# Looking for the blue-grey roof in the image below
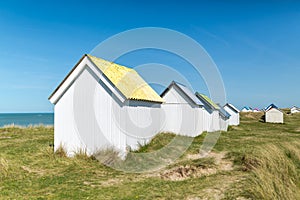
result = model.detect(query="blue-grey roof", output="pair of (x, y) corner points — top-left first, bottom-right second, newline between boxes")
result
(242, 106), (252, 110)
(217, 103), (231, 119)
(175, 82), (203, 106)
(265, 103), (278, 111)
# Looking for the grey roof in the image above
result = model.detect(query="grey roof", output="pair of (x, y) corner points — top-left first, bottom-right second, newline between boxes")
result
(217, 103), (231, 119)
(161, 81), (203, 106)
(225, 103), (240, 113)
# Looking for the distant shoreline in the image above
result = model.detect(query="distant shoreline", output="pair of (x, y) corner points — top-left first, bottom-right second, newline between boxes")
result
(0, 112), (54, 114)
(0, 124), (54, 128)
(0, 113), (54, 127)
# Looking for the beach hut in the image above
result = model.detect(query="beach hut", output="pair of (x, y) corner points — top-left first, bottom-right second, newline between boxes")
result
(195, 93), (221, 132)
(49, 54), (164, 156)
(160, 81), (206, 137)
(241, 106), (252, 112)
(265, 104), (283, 123)
(224, 103), (240, 126)
(217, 103), (231, 131)
(291, 106), (300, 114)
(253, 108), (261, 112)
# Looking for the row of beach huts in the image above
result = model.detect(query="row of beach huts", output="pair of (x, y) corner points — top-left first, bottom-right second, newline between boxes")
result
(49, 55), (239, 156)
(241, 104), (300, 123)
(48, 54), (291, 156)
(242, 105), (300, 114)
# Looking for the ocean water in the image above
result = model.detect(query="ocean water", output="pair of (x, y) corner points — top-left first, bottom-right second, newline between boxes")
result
(0, 113), (54, 127)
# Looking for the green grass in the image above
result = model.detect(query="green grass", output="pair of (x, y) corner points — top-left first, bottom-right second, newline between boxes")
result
(0, 112), (300, 199)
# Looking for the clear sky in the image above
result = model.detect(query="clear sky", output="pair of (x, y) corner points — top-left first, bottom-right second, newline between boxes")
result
(0, 0), (299, 112)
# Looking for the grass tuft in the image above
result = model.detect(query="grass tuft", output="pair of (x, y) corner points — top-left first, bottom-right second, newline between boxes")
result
(134, 132), (176, 153)
(54, 144), (67, 157)
(0, 158), (9, 178)
(74, 148), (90, 160)
(93, 148), (121, 166)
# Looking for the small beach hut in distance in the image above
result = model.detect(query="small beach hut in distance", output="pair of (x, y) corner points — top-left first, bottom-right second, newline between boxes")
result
(195, 92), (221, 132)
(241, 106), (252, 112)
(253, 108), (261, 112)
(160, 81), (206, 137)
(224, 103), (240, 126)
(265, 104), (283, 123)
(49, 54), (164, 156)
(291, 106), (300, 114)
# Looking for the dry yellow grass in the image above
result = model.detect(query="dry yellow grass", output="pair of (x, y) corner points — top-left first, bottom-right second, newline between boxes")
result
(0, 158), (9, 179)
(243, 144), (300, 199)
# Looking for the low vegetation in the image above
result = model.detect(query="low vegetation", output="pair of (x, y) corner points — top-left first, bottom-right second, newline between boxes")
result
(0, 112), (300, 199)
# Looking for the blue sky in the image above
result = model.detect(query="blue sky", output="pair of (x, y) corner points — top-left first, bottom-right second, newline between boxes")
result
(0, 0), (299, 112)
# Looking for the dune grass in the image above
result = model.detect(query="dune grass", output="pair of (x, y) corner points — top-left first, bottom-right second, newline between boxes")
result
(0, 112), (299, 199)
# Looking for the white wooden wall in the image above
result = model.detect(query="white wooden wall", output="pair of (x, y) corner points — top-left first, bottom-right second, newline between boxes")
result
(54, 84), (84, 156)
(160, 87), (205, 137)
(224, 106), (240, 126)
(209, 110), (220, 132)
(266, 109), (283, 123)
(219, 116), (229, 131)
(161, 104), (205, 137)
(202, 108), (211, 132)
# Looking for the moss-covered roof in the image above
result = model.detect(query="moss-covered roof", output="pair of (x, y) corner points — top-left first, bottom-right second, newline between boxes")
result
(195, 92), (220, 110)
(87, 55), (163, 103)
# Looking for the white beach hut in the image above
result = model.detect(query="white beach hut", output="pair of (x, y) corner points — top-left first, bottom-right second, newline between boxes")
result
(264, 103), (277, 112)
(291, 106), (300, 114)
(241, 106), (252, 112)
(195, 93), (221, 132)
(252, 108), (261, 112)
(217, 104), (231, 131)
(224, 103), (240, 126)
(265, 104), (284, 123)
(160, 81), (206, 137)
(49, 54), (164, 156)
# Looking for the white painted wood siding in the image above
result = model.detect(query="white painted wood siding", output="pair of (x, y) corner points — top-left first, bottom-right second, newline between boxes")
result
(224, 106), (240, 126)
(161, 86), (205, 137)
(266, 109), (283, 123)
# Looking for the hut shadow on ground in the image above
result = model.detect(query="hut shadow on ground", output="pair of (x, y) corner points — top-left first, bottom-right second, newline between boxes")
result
(259, 114), (266, 123)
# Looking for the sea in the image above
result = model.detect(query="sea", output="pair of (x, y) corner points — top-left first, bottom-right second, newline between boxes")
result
(0, 113), (54, 127)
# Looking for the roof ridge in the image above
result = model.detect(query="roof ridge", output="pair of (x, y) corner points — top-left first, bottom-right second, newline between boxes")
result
(225, 103), (240, 113)
(87, 54), (134, 72)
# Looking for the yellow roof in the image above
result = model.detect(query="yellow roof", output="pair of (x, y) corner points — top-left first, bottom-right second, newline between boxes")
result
(87, 54), (163, 103)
